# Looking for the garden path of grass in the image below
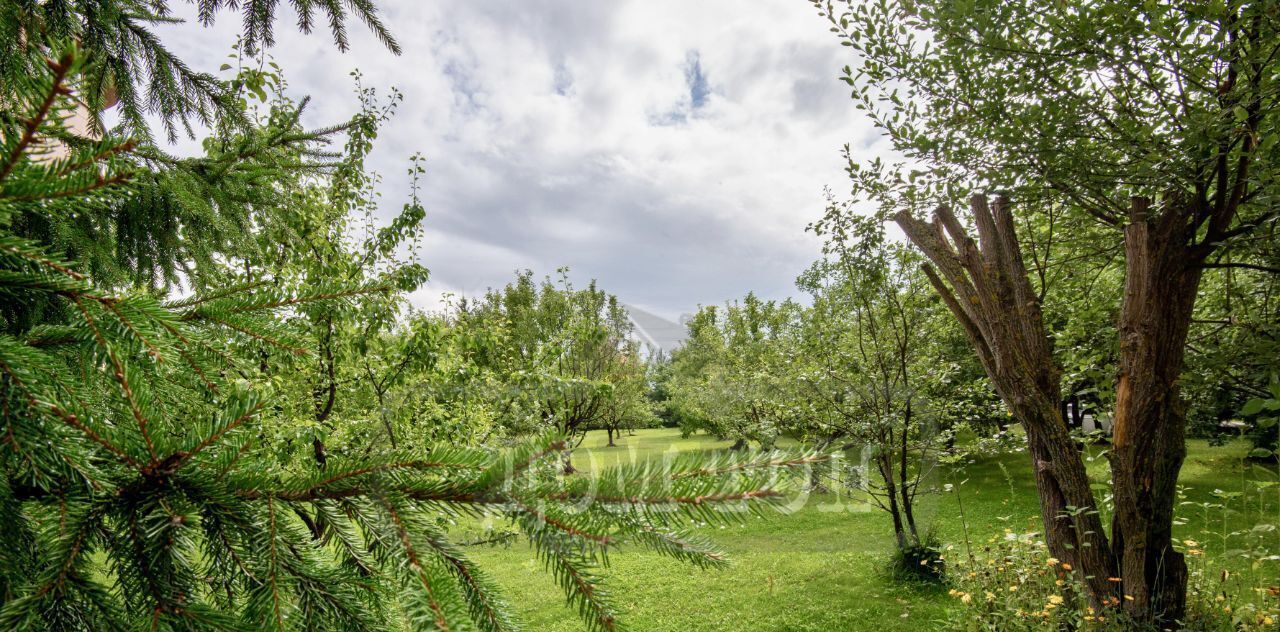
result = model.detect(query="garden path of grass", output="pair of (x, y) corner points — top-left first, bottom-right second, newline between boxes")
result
(459, 428), (1280, 631)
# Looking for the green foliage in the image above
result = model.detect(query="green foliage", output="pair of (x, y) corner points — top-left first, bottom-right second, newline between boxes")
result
(659, 207), (996, 553)
(219, 73), (437, 463)
(817, 0), (1280, 218)
(1181, 242), (1280, 457)
(0, 46), (822, 632)
(797, 209), (959, 549)
(662, 294), (804, 449)
(1, 0), (400, 141)
(445, 270), (655, 446)
(2, 49), (367, 303)
(1236, 380), (1280, 462)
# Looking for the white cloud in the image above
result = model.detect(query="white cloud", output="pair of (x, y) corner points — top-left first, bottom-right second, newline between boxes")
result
(152, 0), (881, 320)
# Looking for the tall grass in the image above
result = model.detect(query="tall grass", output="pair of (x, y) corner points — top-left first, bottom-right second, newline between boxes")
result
(943, 449), (1280, 630)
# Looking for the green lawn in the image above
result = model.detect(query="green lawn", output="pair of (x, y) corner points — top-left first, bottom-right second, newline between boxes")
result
(458, 428), (1280, 631)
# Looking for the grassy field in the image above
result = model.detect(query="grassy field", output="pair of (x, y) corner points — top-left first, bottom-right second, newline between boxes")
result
(458, 428), (1280, 631)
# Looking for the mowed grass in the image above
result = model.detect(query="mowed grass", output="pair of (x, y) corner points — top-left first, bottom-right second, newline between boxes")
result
(458, 428), (1280, 631)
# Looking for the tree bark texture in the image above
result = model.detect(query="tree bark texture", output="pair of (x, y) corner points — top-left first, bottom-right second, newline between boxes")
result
(895, 196), (1119, 607)
(1109, 197), (1198, 626)
(898, 194), (1211, 625)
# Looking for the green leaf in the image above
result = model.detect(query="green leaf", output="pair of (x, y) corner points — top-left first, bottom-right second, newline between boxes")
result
(1241, 398), (1267, 416)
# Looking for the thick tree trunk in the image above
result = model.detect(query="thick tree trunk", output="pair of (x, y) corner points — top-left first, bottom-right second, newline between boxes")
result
(606, 427), (615, 447)
(1017, 402), (1117, 605)
(896, 196), (1119, 607)
(898, 195), (1207, 624)
(1108, 198), (1196, 626)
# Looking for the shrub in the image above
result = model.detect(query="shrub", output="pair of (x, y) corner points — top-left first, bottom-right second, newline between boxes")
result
(888, 532), (947, 584)
(943, 525), (1279, 630)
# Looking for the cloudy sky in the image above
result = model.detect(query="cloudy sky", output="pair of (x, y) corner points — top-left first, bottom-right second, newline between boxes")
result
(155, 0), (884, 320)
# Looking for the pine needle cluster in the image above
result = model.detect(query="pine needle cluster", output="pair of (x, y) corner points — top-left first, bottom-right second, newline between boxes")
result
(1, 0), (400, 141)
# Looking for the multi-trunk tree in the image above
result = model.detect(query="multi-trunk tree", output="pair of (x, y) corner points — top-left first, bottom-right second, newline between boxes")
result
(798, 209), (955, 554)
(821, 0), (1280, 624)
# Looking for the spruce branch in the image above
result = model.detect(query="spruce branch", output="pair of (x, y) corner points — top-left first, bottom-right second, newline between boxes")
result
(514, 500), (614, 546)
(165, 279), (274, 309)
(71, 296), (159, 462)
(0, 237), (86, 281)
(380, 499), (452, 631)
(0, 52), (74, 185)
(410, 522), (517, 632)
(0, 339), (143, 470)
(196, 312), (309, 355)
(179, 398), (267, 466)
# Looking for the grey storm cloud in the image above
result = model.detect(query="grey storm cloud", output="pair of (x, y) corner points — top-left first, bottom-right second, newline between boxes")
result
(150, 0), (886, 320)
